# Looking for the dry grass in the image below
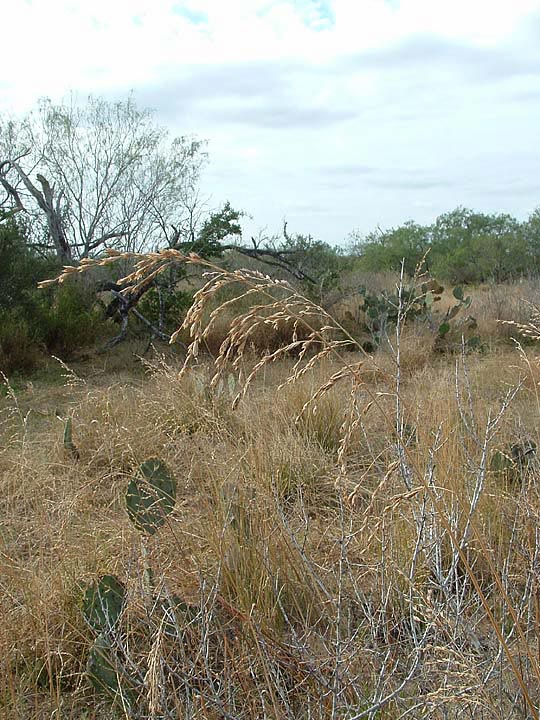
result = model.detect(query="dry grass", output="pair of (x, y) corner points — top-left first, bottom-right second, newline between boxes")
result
(3, 253), (540, 717)
(469, 280), (540, 344)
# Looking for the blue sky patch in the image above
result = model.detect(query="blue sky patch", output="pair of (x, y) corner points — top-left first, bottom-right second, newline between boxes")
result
(172, 3), (208, 26)
(311, 0), (335, 29)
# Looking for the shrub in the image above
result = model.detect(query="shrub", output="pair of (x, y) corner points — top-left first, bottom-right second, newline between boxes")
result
(0, 221), (59, 311)
(0, 221), (108, 373)
(34, 281), (105, 356)
(136, 286), (193, 335)
(0, 310), (40, 374)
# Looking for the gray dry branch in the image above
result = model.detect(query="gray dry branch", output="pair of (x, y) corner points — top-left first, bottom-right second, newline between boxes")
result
(0, 96), (206, 260)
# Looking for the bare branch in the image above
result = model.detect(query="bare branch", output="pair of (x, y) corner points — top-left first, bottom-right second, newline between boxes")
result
(220, 244), (317, 284)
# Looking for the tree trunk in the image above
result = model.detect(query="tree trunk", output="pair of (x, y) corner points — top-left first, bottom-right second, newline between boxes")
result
(4, 163), (73, 262)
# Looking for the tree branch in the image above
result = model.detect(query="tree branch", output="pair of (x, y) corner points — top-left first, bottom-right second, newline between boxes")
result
(97, 313), (129, 353)
(219, 244), (317, 284)
(95, 280), (187, 353)
(0, 170), (26, 214)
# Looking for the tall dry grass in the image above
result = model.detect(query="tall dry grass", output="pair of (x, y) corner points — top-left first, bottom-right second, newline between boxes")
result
(2, 252), (540, 717)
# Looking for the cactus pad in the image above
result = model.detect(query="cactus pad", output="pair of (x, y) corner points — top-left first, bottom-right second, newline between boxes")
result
(87, 632), (136, 706)
(82, 574), (125, 633)
(126, 458), (177, 535)
(63, 416), (80, 459)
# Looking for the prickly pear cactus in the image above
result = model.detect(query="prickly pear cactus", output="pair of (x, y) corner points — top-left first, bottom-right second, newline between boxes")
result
(358, 280), (446, 345)
(82, 576), (136, 706)
(126, 458), (177, 535)
(83, 574), (125, 633)
(87, 631), (136, 707)
(158, 595), (199, 638)
(491, 440), (537, 483)
(87, 631), (121, 695)
(63, 416), (80, 459)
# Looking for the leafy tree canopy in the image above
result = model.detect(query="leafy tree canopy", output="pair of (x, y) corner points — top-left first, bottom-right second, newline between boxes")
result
(351, 206), (535, 283)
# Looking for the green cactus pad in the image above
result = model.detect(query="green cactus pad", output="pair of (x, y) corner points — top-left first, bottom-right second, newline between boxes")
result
(87, 632), (121, 694)
(466, 335), (481, 349)
(126, 458), (177, 535)
(159, 595), (199, 638)
(438, 322), (451, 338)
(63, 416), (80, 459)
(87, 632), (136, 706)
(83, 575), (125, 633)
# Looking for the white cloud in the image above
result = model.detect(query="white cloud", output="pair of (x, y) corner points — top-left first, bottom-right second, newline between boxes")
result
(2, 0), (540, 241)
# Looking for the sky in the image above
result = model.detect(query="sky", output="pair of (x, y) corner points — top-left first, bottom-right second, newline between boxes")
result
(2, 0), (540, 245)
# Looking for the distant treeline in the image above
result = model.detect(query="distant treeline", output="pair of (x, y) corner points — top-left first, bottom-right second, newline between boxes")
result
(348, 206), (540, 284)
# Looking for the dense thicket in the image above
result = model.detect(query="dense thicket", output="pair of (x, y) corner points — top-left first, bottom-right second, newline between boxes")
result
(0, 221), (106, 372)
(350, 206), (540, 283)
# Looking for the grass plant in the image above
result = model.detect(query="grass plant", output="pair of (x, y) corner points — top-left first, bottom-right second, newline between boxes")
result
(2, 251), (540, 717)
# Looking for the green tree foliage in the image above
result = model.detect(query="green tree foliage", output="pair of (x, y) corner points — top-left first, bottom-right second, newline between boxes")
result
(350, 221), (430, 276)
(0, 221), (106, 373)
(523, 208), (540, 269)
(0, 220), (57, 310)
(278, 225), (347, 292)
(134, 202), (243, 335)
(352, 206), (533, 283)
(193, 200), (242, 255)
(430, 208), (526, 283)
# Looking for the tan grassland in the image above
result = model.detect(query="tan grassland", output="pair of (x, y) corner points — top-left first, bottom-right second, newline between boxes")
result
(3, 255), (540, 719)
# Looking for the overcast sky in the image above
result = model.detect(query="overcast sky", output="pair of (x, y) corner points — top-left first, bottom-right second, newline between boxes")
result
(2, 0), (540, 244)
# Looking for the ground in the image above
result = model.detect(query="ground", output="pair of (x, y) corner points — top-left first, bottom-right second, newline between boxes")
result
(2, 283), (540, 718)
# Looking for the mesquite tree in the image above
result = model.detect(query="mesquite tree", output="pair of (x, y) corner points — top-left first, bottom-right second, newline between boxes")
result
(0, 95), (206, 261)
(1, 95), (337, 353)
